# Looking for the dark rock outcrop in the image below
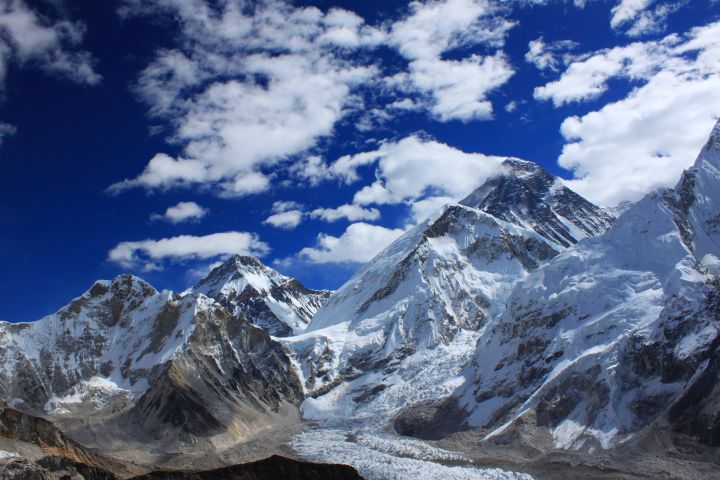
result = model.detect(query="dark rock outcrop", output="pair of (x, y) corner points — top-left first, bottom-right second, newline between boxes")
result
(130, 455), (363, 480)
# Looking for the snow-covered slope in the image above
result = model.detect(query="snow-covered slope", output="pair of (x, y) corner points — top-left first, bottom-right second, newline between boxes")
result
(190, 255), (331, 336)
(0, 274), (303, 449)
(288, 159), (612, 407)
(458, 120), (720, 449)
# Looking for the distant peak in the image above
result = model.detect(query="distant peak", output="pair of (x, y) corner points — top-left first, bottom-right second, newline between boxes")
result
(194, 255), (273, 291)
(230, 254), (265, 268)
(459, 158), (552, 209)
(501, 158), (544, 176)
(89, 274), (157, 298)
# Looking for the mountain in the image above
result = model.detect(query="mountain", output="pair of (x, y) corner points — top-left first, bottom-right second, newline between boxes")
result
(0, 274), (303, 451)
(0, 401), (123, 479)
(286, 158), (613, 416)
(460, 159), (614, 247)
(0, 402), (364, 480)
(451, 120), (720, 450)
(131, 455), (364, 480)
(191, 255), (331, 336)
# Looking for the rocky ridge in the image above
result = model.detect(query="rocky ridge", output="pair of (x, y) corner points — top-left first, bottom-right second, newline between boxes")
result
(450, 119), (720, 450)
(190, 255), (331, 337)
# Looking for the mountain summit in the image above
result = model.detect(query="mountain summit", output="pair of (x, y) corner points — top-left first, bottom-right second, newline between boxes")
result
(461, 158), (614, 247)
(288, 158), (612, 417)
(0, 269), (307, 453)
(453, 119), (720, 450)
(191, 254), (331, 336)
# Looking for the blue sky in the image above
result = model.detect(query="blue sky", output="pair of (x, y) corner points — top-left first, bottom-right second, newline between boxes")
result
(1, 0), (719, 322)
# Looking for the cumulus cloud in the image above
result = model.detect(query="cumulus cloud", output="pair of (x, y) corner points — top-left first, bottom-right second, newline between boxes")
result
(111, 0), (380, 197)
(0, 0), (99, 91)
(262, 200), (305, 229)
(517, 0), (685, 38)
(325, 135), (506, 206)
(287, 134), (506, 246)
(263, 210), (304, 230)
(300, 222), (405, 264)
(540, 21), (720, 205)
(386, 0), (515, 122)
(310, 204), (380, 222)
(610, 0), (683, 37)
(107, 231), (269, 269)
(151, 201), (208, 223)
(262, 200), (381, 228)
(525, 37), (578, 72)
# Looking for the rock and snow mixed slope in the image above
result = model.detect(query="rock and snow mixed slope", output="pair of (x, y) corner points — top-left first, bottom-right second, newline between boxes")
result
(0, 274), (303, 449)
(190, 255), (331, 336)
(458, 120), (720, 450)
(286, 159), (612, 413)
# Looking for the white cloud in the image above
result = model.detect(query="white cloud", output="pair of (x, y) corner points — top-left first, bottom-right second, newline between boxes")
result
(559, 72), (720, 206)
(310, 204), (380, 222)
(0, 0), (99, 91)
(111, 0), (522, 199)
(263, 210), (304, 230)
(300, 222), (405, 264)
(327, 135), (506, 206)
(386, 0), (515, 122)
(290, 155), (334, 186)
(112, 0), (379, 196)
(151, 201), (208, 223)
(543, 21), (720, 205)
(525, 37), (578, 72)
(409, 196), (453, 224)
(610, 0), (682, 37)
(0, 122), (16, 146)
(271, 200), (303, 213)
(262, 200), (306, 229)
(516, 0), (684, 38)
(107, 231), (269, 269)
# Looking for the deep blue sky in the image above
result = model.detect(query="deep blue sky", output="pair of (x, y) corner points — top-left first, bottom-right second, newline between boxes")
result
(1, 0), (719, 321)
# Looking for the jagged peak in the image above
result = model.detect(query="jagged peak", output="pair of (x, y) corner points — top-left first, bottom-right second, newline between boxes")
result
(88, 274), (157, 299)
(500, 157), (547, 178)
(196, 254), (279, 290)
(458, 157), (612, 248)
(459, 158), (552, 209)
(228, 254), (266, 268)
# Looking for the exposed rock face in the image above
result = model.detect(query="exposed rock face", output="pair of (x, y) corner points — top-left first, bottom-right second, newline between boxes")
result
(191, 255), (331, 337)
(458, 120), (720, 450)
(288, 159), (612, 411)
(130, 455), (364, 480)
(461, 159), (614, 247)
(0, 275), (303, 450)
(0, 402), (120, 479)
(121, 298), (303, 447)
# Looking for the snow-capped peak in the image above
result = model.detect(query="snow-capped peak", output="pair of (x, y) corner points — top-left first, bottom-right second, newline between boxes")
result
(457, 119), (720, 451)
(460, 158), (614, 248)
(189, 254), (330, 336)
(293, 157), (612, 405)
